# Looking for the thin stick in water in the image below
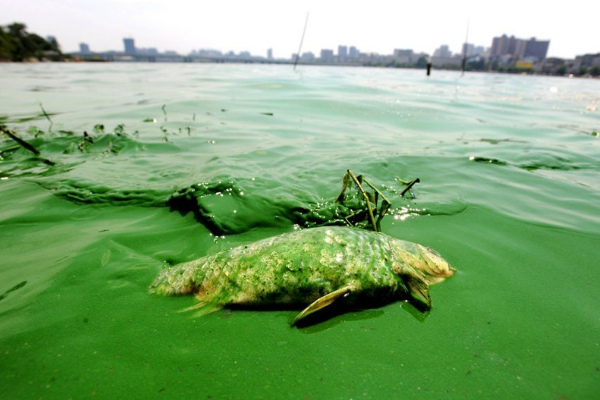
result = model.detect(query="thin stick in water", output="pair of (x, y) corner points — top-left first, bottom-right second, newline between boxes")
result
(1, 126), (40, 155)
(461, 19), (470, 76)
(293, 13), (309, 70)
(39, 103), (52, 124)
(400, 178), (420, 197)
(0, 125), (55, 165)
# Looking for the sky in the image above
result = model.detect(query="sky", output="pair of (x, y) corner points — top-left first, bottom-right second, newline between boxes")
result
(1, 0), (597, 59)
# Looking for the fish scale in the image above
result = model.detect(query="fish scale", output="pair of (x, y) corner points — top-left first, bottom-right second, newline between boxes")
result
(150, 226), (455, 324)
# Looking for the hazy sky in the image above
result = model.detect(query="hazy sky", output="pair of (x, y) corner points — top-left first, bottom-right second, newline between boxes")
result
(1, 0), (596, 59)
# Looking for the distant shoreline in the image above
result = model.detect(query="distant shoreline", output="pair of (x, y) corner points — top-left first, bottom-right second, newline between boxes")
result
(2, 57), (599, 79)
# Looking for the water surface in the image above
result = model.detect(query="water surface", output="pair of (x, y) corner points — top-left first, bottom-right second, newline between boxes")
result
(1, 63), (599, 399)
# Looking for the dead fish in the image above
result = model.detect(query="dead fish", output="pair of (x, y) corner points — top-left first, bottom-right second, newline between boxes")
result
(149, 226), (455, 325)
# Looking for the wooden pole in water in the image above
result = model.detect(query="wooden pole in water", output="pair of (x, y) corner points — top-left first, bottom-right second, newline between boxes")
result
(461, 19), (470, 77)
(293, 13), (309, 70)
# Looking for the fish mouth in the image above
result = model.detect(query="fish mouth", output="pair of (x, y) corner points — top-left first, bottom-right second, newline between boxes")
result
(408, 250), (456, 286)
(427, 266), (456, 284)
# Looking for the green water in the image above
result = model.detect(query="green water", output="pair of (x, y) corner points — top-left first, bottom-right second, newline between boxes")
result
(1, 63), (599, 399)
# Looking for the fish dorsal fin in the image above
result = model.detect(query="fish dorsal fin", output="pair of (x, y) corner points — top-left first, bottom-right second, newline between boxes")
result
(292, 286), (352, 325)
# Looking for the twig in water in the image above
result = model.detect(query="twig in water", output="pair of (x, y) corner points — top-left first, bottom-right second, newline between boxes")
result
(397, 178), (420, 197)
(336, 170), (395, 232)
(39, 103), (53, 127)
(1, 125), (40, 155)
(162, 104), (167, 122)
(346, 169), (378, 231)
(361, 177), (392, 228)
(0, 125), (55, 165)
(39, 103), (52, 123)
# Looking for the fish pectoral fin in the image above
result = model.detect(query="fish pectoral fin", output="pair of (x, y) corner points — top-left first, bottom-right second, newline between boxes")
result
(405, 276), (432, 311)
(292, 286), (352, 325)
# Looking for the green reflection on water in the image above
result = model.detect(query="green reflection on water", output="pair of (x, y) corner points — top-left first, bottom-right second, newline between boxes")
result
(1, 64), (600, 399)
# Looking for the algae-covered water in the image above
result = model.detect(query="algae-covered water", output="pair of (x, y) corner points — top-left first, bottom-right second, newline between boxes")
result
(1, 63), (599, 399)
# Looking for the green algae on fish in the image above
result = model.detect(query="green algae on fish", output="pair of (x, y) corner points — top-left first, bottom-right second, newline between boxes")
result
(149, 226), (455, 324)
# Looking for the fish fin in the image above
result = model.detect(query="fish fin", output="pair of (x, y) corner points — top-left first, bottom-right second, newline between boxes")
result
(292, 286), (351, 325)
(405, 276), (432, 311)
(179, 301), (222, 317)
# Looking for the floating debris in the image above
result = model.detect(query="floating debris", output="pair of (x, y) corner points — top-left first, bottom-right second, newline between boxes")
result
(167, 171), (420, 236)
(468, 156), (508, 166)
(150, 226), (456, 325)
(0, 280), (27, 301)
(0, 125), (55, 166)
(336, 170), (419, 232)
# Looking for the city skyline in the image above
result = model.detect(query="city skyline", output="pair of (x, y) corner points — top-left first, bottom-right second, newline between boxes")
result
(1, 0), (598, 60)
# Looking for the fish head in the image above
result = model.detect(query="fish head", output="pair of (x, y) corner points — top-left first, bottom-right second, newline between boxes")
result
(388, 240), (456, 285)
(414, 244), (456, 285)
(388, 241), (455, 310)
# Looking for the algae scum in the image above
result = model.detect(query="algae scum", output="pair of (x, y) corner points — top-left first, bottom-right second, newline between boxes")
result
(149, 226), (455, 325)
(1, 64), (600, 399)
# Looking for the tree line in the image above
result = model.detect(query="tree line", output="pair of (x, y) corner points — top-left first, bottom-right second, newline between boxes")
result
(0, 22), (64, 61)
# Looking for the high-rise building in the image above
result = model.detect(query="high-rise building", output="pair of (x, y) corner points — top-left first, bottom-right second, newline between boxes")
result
(123, 38), (136, 55)
(393, 49), (414, 63)
(320, 49), (334, 61)
(490, 35), (517, 58)
(349, 46), (359, 58)
(79, 43), (90, 54)
(462, 43), (487, 57)
(433, 45), (452, 58)
(338, 45), (348, 59)
(521, 38), (550, 60)
(267, 48), (273, 59)
(301, 52), (315, 61)
(490, 34), (549, 62)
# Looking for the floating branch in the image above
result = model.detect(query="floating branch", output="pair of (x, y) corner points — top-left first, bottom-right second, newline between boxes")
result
(398, 178), (420, 197)
(347, 170), (378, 231)
(0, 125), (55, 166)
(1, 125), (40, 155)
(336, 169), (394, 232)
(335, 170), (420, 231)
